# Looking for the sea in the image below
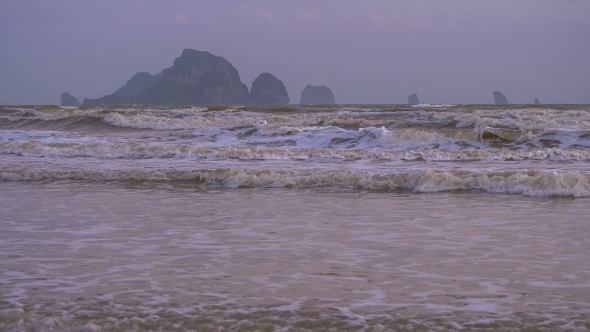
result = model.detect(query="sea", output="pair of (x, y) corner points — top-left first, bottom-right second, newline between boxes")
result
(1, 104), (589, 331)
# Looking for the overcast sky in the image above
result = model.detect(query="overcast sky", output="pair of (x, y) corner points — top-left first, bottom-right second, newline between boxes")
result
(1, 0), (589, 105)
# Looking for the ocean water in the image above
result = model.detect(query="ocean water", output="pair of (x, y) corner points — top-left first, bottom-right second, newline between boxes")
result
(1, 104), (590, 331)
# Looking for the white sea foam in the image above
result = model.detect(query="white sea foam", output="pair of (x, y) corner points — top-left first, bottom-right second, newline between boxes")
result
(3, 140), (590, 161)
(4, 106), (590, 133)
(2, 105), (590, 198)
(2, 181), (590, 330)
(437, 108), (590, 130)
(411, 103), (455, 108)
(2, 167), (589, 197)
(97, 109), (388, 130)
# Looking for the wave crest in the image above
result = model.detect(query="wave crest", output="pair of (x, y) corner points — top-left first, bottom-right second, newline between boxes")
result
(3, 140), (590, 161)
(2, 168), (589, 197)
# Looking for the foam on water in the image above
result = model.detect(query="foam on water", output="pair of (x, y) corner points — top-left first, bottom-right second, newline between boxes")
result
(3, 106), (588, 130)
(2, 104), (590, 198)
(411, 103), (455, 108)
(1, 183), (590, 331)
(2, 104), (590, 329)
(1, 167), (589, 197)
(440, 108), (590, 130)
(3, 139), (590, 161)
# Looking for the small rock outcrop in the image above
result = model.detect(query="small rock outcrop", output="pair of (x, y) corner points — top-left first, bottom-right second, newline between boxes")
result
(300, 85), (335, 105)
(84, 49), (249, 106)
(61, 92), (80, 106)
(534, 98), (540, 105)
(493, 91), (508, 105)
(408, 93), (419, 105)
(249, 73), (289, 105)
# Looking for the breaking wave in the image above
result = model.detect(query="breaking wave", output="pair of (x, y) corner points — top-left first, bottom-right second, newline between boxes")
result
(3, 106), (590, 132)
(2, 303), (586, 332)
(2, 140), (590, 161)
(3, 105), (590, 197)
(3, 125), (590, 152)
(2, 167), (589, 197)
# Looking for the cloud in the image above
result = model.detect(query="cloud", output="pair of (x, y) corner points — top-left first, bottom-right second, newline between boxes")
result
(251, 8), (276, 22)
(365, 12), (384, 22)
(393, 15), (429, 29)
(174, 11), (188, 25)
(361, 12), (428, 29)
(297, 10), (319, 20)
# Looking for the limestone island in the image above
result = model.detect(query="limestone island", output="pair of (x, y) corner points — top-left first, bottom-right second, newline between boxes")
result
(61, 92), (80, 106)
(408, 93), (419, 105)
(493, 91), (508, 105)
(83, 49), (289, 106)
(249, 73), (289, 106)
(300, 85), (335, 105)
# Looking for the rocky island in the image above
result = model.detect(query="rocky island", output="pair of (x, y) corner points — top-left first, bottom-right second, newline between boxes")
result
(83, 49), (292, 106)
(249, 73), (289, 105)
(493, 91), (508, 105)
(408, 93), (419, 105)
(534, 98), (540, 105)
(84, 49), (251, 106)
(300, 85), (335, 105)
(60, 92), (80, 106)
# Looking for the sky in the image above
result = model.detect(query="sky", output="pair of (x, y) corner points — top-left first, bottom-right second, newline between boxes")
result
(1, 0), (589, 105)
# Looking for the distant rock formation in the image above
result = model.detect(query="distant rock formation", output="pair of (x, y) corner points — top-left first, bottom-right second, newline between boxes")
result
(84, 49), (249, 106)
(84, 72), (161, 105)
(408, 93), (419, 105)
(60, 92), (80, 106)
(249, 73), (289, 105)
(114, 72), (160, 98)
(493, 91), (508, 105)
(534, 98), (540, 105)
(300, 85), (335, 105)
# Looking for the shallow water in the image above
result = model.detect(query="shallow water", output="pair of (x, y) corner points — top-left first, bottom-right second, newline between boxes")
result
(1, 104), (590, 331)
(1, 182), (590, 331)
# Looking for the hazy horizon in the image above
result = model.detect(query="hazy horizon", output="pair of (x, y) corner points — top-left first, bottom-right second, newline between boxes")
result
(1, 0), (589, 105)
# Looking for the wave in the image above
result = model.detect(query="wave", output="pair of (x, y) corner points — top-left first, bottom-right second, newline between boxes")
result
(3, 304), (581, 332)
(411, 103), (455, 108)
(4, 138), (590, 161)
(257, 124), (590, 149)
(4, 106), (590, 156)
(3, 106), (590, 132)
(4, 127), (590, 161)
(2, 167), (589, 197)
(262, 125), (587, 150)
(0, 107), (394, 130)
(435, 109), (590, 130)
